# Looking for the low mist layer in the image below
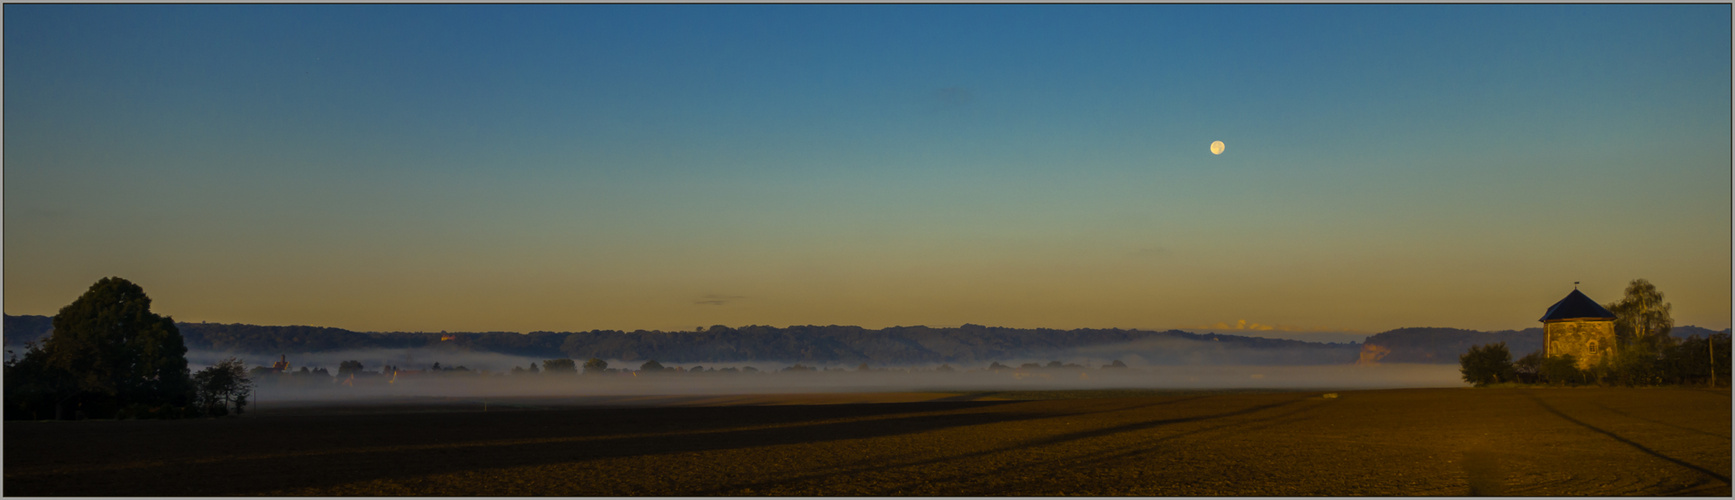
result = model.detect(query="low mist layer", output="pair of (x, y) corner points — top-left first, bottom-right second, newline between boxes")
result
(240, 356), (1463, 404)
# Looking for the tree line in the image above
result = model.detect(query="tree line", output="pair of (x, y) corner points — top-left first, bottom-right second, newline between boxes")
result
(8, 315), (1364, 365)
(256, 356), (1131, 382)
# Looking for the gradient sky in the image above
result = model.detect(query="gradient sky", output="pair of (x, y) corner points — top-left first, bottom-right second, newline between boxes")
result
(6, 4), (1730, 335)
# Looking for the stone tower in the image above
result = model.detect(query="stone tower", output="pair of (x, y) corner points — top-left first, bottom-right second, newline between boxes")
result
(1540, 288), (1618, 370)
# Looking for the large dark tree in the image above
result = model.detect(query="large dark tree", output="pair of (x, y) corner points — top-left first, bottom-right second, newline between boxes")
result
(33, 277), (192, 418)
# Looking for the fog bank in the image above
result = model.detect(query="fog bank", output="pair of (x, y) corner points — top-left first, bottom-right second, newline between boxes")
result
(245, 363), (1464, 404)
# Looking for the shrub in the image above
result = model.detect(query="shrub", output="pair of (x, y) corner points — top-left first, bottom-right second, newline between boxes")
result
(1607, 342), (1662, 387)
(1538, 354), (1582, 385)
(1459, 342), (1516, 387)
(1658, 334), (1731, 386)
(1513, 351), (1544, 384)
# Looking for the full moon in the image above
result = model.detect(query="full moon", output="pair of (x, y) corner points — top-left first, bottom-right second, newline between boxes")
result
(1210, 140), (1226, 155)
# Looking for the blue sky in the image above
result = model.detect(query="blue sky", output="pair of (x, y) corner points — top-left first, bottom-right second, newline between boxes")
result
(6, 4), (1729, 334)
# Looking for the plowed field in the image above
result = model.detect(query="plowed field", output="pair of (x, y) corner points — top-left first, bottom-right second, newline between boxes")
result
(5, 388), (1728, 496)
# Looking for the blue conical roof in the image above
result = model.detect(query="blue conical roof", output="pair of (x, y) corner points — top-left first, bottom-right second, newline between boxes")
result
(1539, 289), (1617, 322)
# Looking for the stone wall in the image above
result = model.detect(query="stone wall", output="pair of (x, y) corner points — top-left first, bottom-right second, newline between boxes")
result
(1545, 319), (1615, 369)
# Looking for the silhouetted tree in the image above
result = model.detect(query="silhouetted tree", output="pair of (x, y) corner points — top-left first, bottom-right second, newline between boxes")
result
(1046, 361), (1064, 369)
(193, 358), (252, 417)
(4, 342), (60, 420)
(1459, 342), (1515, 386)
(545, 358), (579, 374)
(1104, 360), (1128, 369)
(640, 360), (666, 372)
(988, 362), (1010, 370)
(338, 360), (364, 377)
(576, 357), (603, 373)
(31, 277), (193, 419)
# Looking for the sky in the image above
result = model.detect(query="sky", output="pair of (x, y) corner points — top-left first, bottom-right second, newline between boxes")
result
(5, 4), (1730, 335)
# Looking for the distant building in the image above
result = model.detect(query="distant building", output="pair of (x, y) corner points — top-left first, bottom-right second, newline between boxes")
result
(269, 354), (290, 374)
(1540, 288), (1618, 369)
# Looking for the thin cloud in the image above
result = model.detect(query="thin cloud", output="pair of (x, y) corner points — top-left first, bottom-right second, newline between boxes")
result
(1189, 320), (1368, 334)
(1193, 319), (1279, 331)
(694, 294), (747, 306)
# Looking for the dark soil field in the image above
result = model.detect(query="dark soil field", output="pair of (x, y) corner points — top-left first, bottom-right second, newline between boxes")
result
(5, 387), (1728, 496)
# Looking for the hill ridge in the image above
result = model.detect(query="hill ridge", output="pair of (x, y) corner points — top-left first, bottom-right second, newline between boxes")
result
(6, 314), (1727, 366)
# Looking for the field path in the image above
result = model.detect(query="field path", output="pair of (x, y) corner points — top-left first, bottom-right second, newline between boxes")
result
(5, 388), (1728, 496)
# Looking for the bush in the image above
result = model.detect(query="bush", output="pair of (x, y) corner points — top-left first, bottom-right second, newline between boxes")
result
(1514, 351), (1544, 384)
(1459, 342), (1516, 387)
(1658, 334), (1731, 386)
(1607, 342), (1662, 386)
(1538, 354), (1582, 386)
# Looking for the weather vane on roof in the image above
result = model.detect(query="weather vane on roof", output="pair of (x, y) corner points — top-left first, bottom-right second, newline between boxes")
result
(1574, 281), (1580, 289)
